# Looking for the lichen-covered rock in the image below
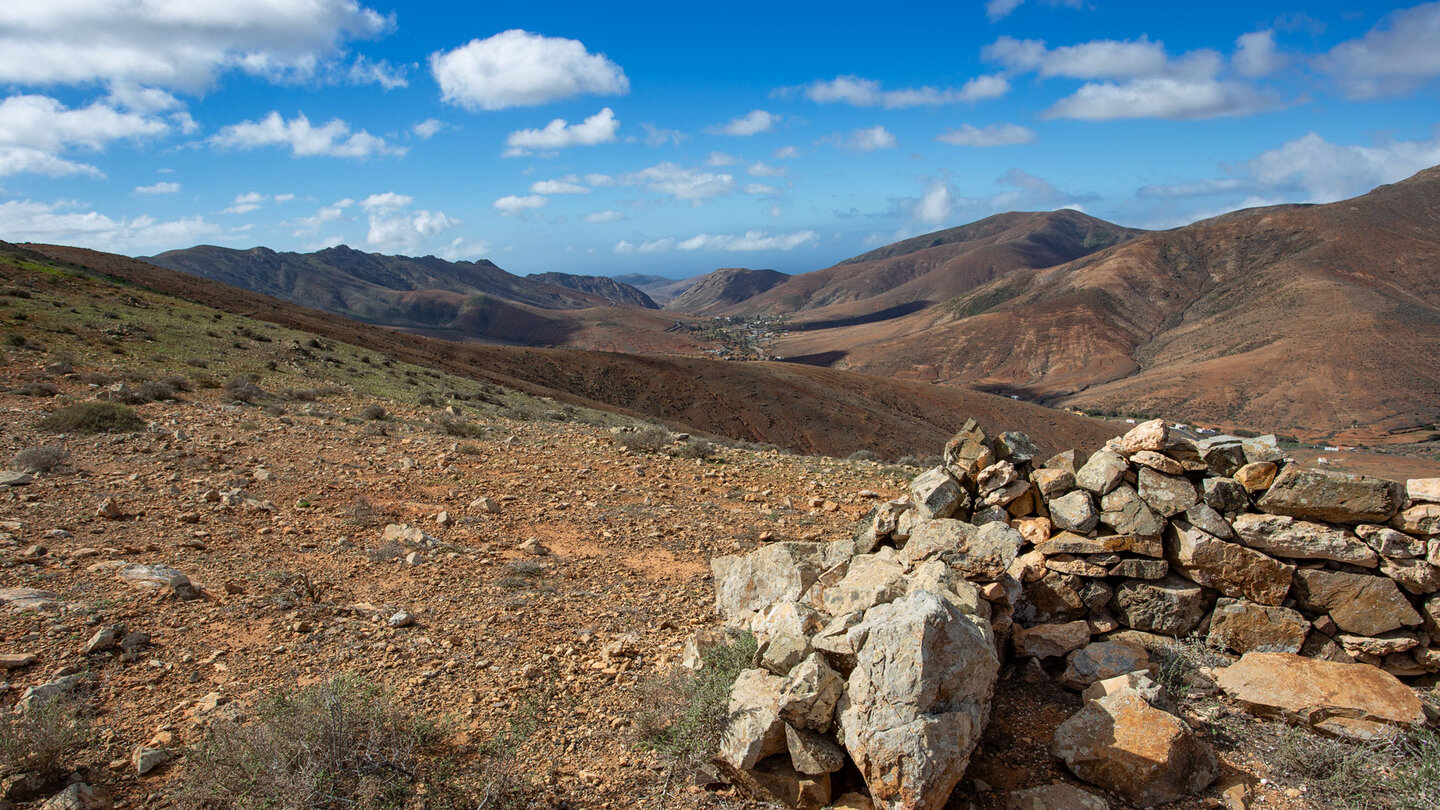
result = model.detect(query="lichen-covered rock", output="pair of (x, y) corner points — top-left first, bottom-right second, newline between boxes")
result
(1165, 521), (1293, 606)
(901, 519), (1021, 581)
(779, 652), (845, 733)
(1118, 419), (1168, 456)
(809, 553), (908, 617)
(1356, 524), (1427, 558)
(1392, 504), (1440, 535)
(943, 420), (994, 480)
(1075, 450), (1128, 496)
(717, 669), (787, 770)
(1137, 468), (1199, 518)
(1232, 513), (1377, 567)
(910, 466), (966, 520)
(1059, 640), (1150, 690)
(1258, 467), (1405, 524)
(1202, 477), (1250, 513)
(1207, 598), (1309, 654)
(838, 590), (998, 810)
(713, 542), (851, 622)
(1011, 621), (1091, 659)
(1049, 490), (1099, 533)
(1099, 485), (1164, 537)
(1052, 692), (1218, 807)
(1110, 575), (1209, 637)
(1292, 569), (1422, 636)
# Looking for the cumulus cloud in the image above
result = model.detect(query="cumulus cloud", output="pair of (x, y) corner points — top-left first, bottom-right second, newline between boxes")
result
(288, 199), (353, 236)
(677, 230), (819, 252)
(786, 74), (1009, 108)
(1233, 30), (1284, 78)
(412, 118), (444, 139)
(1321, 3), (1440, 99)
(134, 181), (180, 195)
(617, 162), (736, 201)
(530, 178), (589, 195)
(826, 125), (898, 152)
(430, 29), (628, 111)
(914, 181), (954, 224)
(503, 107), (618, 156)
(0, 94), (176, 178)
(985, 0), (1083, 22)
(613, 237), (674, 254)
(345, 54), (408, 89)
(493, 194), (548, 215)
(209, 111), (404, 159)
(437, 236), (491, 261)
(0, 198), (220, 252)
(222, 191), (268, 214)
(0, 148), (101, 178)
(900, 169), (1093, 227)
(359, 192), (457, 252)
(582, 210), (625, 223)
(1044, 78), (1276, 120)
(0, 0), (392, 91)
(708, 110), (777, 136)
(985, 34), (1221, 81)
(747, 161), (787, 177)
(937, 123), (1036, 147)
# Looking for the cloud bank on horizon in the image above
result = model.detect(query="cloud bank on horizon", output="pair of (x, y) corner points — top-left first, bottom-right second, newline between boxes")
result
(0, 0), (1438, 276)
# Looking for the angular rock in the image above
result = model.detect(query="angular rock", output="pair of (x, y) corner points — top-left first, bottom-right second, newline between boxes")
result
(943, 420), (994, 480)
(1195, 436), (1248, 476)
(1017, 571), (1087, 625)
(1110, 575), (1208, 637)
(1241, 435), (1285, 464)
(1392, 504), (1440, 536)
(996, 431), (1040, 463)
(1207, 597), (1309, 654)
(810, 554), (907, 617)
(1183, 503), (1235, 540)
(1059, 640), (1150, 690)
(1118, 419), (1168, 455)
(1258, 467), (1405, 524)
(906, 560), (988, 618)
(83, 626), (121, 655)
(1165, 522), (1293, 606)
(1081, 671), (1175, 714)
(1049, 490), (1098, 534)
(1044, 554), (1107, 577)
(1203, 477), (1250, 514)
(1037, 532), (1162, 558)
(718, 757), (832, 810)
(811, 612), (868, 672)
(1356, 524), (1427, 558)
(838, 591), (998, 810)
(1378, 556), (1440, 595)
(1052, 692), (1218, 807)
(1099, 485), (1164, 537)
(786, 725), (846, 775)
(778, 652), (845, 733)
(1234, 462), (1278, 493)
(1006, 783), (1110, 810)
(1032, 468), (1075, 502)
(0, 470), (34, 486)
(1108, 558), (1169, 579)
(1130, 450), (1182, 475)
(116, 564), (198, 599)
(1013, 516), (1051, 547)
(1336, 631), (1419, 658)
(902, 519), (1021, 581)
(681, 628), (730, 670)
(0, 653), (37, 670)
(1075, 450), (1128, 496)
(716, 669), (787, 770)
(1232, 513), (1377, 567)
(1214, 652), (1425, 737)
(910, 467), (966, 520)
(38, 783), (110, 810)
(1042, 449), (1077, 474)
(752, 601), (826, 642)
(19, 674), (84, 712)
(1408, 478), (1440, 504)
(757, 632), (811, 676)
(132, 746), (171, 775)
(1292, 569), (1422, 636)
(713, 542), (850, 622)
(1137, 467), (1198, 518)
(1012, 620), (1091, 659)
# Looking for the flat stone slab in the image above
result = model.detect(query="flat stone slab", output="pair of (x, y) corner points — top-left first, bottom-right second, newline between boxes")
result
(1214, 652), (1424, 733)
(1258, 467), (1404, 524)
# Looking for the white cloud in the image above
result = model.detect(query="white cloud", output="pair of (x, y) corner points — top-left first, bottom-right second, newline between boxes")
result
(707, 151), (740, 166)
(914, 181), (953, 224)
(345, 54), (407, 89)
(582, 210), (625, 223)
(744, 184), (780, 196)
(357, 192), (457, 252)
(412, 118), (444, 139)
(986, 0), (1026, 21)
(937, 123), (1036, 147)
(0, 148), (100, 178)
(0, 198), (219, 252)
(430, 29), (628, 111)
(748, 161), (787, 177)
(985, 35), (1221, 81)
(1321, 3), (1440, 99)
(493, 194), (548, 215)
(676, 230), (819, 252)
(613, 237), (674, 254)
(223, 192), (267, 214)
(1243, 131), (1440, 202)
(437, 236), (491, 261)
(288, 200), (352, 235)
(1044, 78), (1276, 120)
(503, 107), (618, 156)
(789, 74), (1010, 108)
(0, 94), (169, 152)
(828, 125), (898, 152)
(134, 181), (180, 195)
(901, 169), (1093, 227)
(618, 162), (736, 201)
(0, 1), (392, 91)
(530, 178), (589, 194)
(640, 123), (685, 147)
(769, 205), (782, 219)
(773, 145), (802, 159)
(1233, 30), (1284, 78)
(209, 111), (404, 159)
(708, 110), (777, 136)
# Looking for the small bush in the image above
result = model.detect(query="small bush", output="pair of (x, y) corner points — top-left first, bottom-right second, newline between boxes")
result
(12, 446), (69, 474)
(847, 449), (878, 462)
(75, 371), (114, 386)
(176, 676), (464, 810)
(360, 404), (388, 421)
(38, 402), (143, 434)
(224, 375), (268, 404)
(634, 631), (757, 770)
(671, 438), (714, 460)
(14, 382), (59, 397)
(455, 442), (482, 455)
(431, 415), (484, 438)
(0, 697), (89, 778)
(615, 425), (672, 454)
(345, 496), (392, 527)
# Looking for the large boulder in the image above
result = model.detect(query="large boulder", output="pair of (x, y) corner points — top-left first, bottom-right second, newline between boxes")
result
(838, 590), (998, 810)
(1291, 569), (1422, 637)
(1214, 652), (1425, 739)
(1232, 513), (1377, 567)
(1206, 598), (1310, 654)
(809, 553), (907, 617)
(1052, 692), (1218, 807)
(713, 542), (850, 622)
(1165, 522), (1293, 606)
(901, 520), (1021, 581)
(1257, 467), (1404, 524)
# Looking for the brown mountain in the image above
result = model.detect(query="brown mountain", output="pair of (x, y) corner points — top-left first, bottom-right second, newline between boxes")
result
(714, 210), (1141, 322)
(15, 240), (1118, 460)
(772, 166), (1440, 438)
(142, 244), (672, 350)
(664, 267), (789, 315)
(612, 273), (700, 305)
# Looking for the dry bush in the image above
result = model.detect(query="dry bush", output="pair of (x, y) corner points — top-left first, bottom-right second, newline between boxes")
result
(430, 414), (484, 438)
(671, 438), (715, 460)
(224, 375), (269, 404)
(12, 446), (69, 474)
(38, 402), (143, 434)
(615, 425), (672, 454)
(0, 697), (89, 779)
(360, 404), (388, 421)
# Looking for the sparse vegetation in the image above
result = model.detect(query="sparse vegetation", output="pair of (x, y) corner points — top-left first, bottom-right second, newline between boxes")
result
(0, 697), (89, 779)
(38, 401), (144, 433)
(671, 437), (715, 459)
(224, 374), (269, 404)
(430, 414), (485, 438)
(360, 404), (388, 420)
(11, 445), (70, 474)
(633, 631), (757, 772)
(615, 425), (672, 453)
(847, 449), (878, 462)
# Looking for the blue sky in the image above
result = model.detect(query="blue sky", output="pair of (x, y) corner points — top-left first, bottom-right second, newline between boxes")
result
(0, 1), (1437, 279)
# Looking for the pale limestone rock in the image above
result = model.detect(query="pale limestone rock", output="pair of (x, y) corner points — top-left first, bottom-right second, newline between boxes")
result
(1075, 450), (1128, 496)
(1232, 513), (1377, 567)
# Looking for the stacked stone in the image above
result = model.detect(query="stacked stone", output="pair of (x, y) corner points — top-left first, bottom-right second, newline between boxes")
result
(858, 418), (1440, 680)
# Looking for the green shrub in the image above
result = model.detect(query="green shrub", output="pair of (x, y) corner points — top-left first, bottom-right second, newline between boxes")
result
(671, 438), (715, 459)
(38, 402), (143, 433)
(633, 631), (757, 770)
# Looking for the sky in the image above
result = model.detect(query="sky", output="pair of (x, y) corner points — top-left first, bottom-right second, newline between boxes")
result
(0, 1), (1437, 280)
